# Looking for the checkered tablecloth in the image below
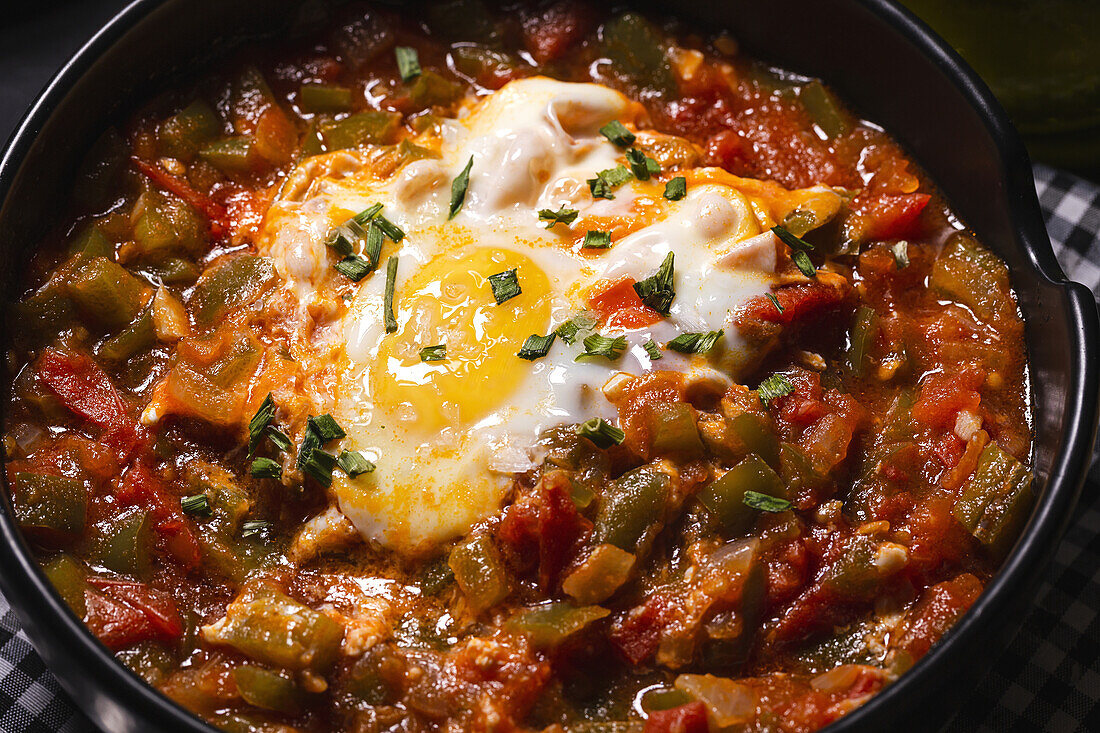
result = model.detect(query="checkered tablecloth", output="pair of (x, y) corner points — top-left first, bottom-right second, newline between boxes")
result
(1, 164), (1098, 732)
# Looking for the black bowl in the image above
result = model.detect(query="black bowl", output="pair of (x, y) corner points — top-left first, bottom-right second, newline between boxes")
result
(0, 1), (1096, 731)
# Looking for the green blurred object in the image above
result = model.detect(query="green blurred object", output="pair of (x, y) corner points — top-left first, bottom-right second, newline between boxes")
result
(903, 0), (1100, 179)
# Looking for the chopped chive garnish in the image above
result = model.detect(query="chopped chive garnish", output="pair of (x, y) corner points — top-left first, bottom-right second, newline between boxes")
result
(180, 494), (211, 517)
(335, 255), (373, 281)
(664, 176), (687, 200)
(518, 332), (556, 360)
(625, 148), (660, 181)
(267, 427), (291, 452)
(588, 165), (632, 199)
(575, 417), (626, 449)
(758, 373), (795, 405)
(352, 203), (383, 226)
(420, 344), (447, 362)
(792, 250), (816, 277)
(667, 330), (724, 354)
(766, 292), (784, 314)
(309, 414), (346, 442)
(771, 224), (815, 252)
(743, 491), (792, 513)
(643, 339), (662, 360)
(538, 205), (579, 229)
(583, 230), (612, 249)
(248, 394), (277, 456)
(772, 224), (816, 277)
(337, 450), (376, 478)
(374, 215), (405, 243)
(296, 424), (320, 471)
(891, 240), (910, 269)
(384, 256), (398, 333)
(599, 120), (636, 147)
(488, 268), (521, 304)
(240, 520), (271, 540)
(250, 457), (282, 479)
(325, 221), (361, 257)
(576, 332), (626, 362)
(449, 156), (474, 220)
(556, 312), (596, 345)
(395, 46), (421, 82)
(364, 220), (384, 266)
(633, 251), (675, 315)
(302, 448), (338, 487)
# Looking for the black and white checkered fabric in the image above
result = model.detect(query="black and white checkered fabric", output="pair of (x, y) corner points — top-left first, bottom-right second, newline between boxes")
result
(1, 164), (1097, 733)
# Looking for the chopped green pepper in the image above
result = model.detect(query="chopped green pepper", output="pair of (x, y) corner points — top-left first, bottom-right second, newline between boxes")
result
(448, 534), (511, 613)
(189, 256), (276, 329)
(728, 412), (780, 469)
(505, 602), (609, 649)
(799, 81), (851, 139)
(199, 137), (257, 173)
(954, 442), (1033, 557)
(68, 224), (113, 258)
(132, 191), (206, 260)
(298, 82), (353, 113)
(601, 12), (676, 97)
(233, 665), (306, 714)
(203, 583), (343, 672)
(698, 454), (786, 536)
(649, 402), (704, 458)
(930, 233), (1014, 323)
(13, 472), (87, 538)
(846, 305), (878, 377)
(96, 306), (156, 362)
(64, 256), (147, 332)
(42, 553), (87, 616)
(157, 99), (220, 160)
(117, 641), (175, 685)
(562, 543), (635, 605)
(319, 111), (401, 150)
(593, 465), (671, 553)
(409, 70), (462, 109)
(91, 510), (154, 579)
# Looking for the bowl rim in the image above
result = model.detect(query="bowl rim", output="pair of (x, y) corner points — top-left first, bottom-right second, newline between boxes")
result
(0, 1), (1096, 731)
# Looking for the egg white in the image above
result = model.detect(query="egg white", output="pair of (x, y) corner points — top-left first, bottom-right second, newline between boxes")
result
(257, 77), (834, 555)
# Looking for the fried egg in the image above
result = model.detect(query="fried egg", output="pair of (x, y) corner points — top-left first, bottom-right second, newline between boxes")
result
(259, 77), (841, 555)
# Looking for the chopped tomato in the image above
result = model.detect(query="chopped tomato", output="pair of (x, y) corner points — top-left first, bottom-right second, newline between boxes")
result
(537, 473), (589, 590)
(893, 573), (982, 661)
(131, 156), (228, 237)
(118, 462), (202, 569)
(911, 368), (984, 430)
(586, 276), (662, 329)
(521, 1), (594, 63)
(850, 192), (930, 241)
(738, 278), (851, 328)
(84, 577), (183, 650)
(37, 347), (146, 460)
(644, 702), (709, 733)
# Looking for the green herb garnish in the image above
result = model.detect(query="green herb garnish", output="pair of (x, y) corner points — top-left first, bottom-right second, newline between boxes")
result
(758, 373), (795, 405)
(575, 417), (626, 449)
(667, 330), (723, 354)
(250, 457), (283, 479)
(488, 268), (521, 304)
(599, 120), (636, 147)
(266, 427), (291, 453)
(301, 448), (338, 488)
(625, 148), (660, 181)
(364, 220), (383, 267)
(576, 332), (626, 362)
(449, 156), (474, 219)
(583, 230), (612, 249)
(248, 393), (277, 456)
(395, 46), (421, 82)
(664, 176), (686, 201)
(337, 450), (376, 478)
(420, 344), (447, 362)
(633, 251), (675, 315)
(772, 224), (816, 277)
(743, 491), (792, 513)
(538, 205), (579, 229)
(384, 256), (398, 333)
(588, 165), (632, 199)
(240, 520), (271, 540)
(643, 339), (662, 360)
(766, 292), (784, 314)
(309, 414), (346, 442)
(335, 255), (373, 282)
(556, 312), (596, 345)
(518, 332), (556, 360)
(180, 494), (211, 517)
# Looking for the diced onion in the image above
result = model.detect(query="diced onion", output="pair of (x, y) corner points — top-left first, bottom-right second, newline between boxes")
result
(674, 674), (756, 727)
(954, 409), (982, 442)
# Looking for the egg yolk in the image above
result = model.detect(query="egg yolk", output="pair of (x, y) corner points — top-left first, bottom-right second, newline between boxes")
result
(371, 246), (551, 435)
